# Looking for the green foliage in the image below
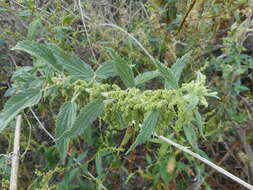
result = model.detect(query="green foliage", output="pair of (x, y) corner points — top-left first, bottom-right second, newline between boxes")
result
(13, 41), (95, 81)
(49, 47), (95, 82)
(171, 52), (191, 82)
(55, 101), (77, 163)
(1, 0), (252, 189)
(134, 70), (160, 86)
(12, 40), (62, 71)
(0, 89), (42, 131)
(156, 60), (179, 89)
(107, 48), (135, 88)
(95, 60), (118, 80)
(59, 100), (104, 140)
(126, 109), (159, 154)
(27, 19), (42, 40)
(0, 37), (216, 188)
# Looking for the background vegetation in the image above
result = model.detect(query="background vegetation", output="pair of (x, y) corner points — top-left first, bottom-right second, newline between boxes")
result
(0, 0), (253, 189)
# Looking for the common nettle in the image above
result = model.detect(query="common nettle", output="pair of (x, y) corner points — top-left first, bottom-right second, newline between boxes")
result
(0, 40), (217, 162)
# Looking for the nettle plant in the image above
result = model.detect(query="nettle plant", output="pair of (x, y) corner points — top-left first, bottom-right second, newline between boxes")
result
(0, 40), (217, 163)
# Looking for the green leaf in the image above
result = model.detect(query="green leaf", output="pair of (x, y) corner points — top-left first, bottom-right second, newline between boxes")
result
(194, 110), (205, 140)
(108, 49), (135, 88)
(0, 89), (42, 131)
(95, 149), (119, 178)
(126, 110), (159, 154)
(156, 61), (178, 89)
(4, 86), (17, 97)
(46, 45), (94, 81)
(11, 66), (34, 83)
(12, 41), (94, 80)
(159, 160), (170, 185)
(183, 124), (198, 149)
(185, 94), (199, 110)
(10, 67), (43, 92)
(95, 60), (118, 80)
(95, 152), (103, 177)
(134, 70), (160, 86)
(63, 53), (94, 81)
(171, 52), (190, 81)
(27, 19), (42, 40)
(60, 100), (104, 139)
(55, 101), (77, 163)
(12, 40), (62, 71)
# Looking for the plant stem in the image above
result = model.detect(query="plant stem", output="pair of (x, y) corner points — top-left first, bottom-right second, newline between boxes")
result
(154, 134), (253, 190)
(10, 115), (22, 190)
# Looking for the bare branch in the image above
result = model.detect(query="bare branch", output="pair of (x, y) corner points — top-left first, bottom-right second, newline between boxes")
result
(154, 134), (253, 190)
(10, 115), (22, 190)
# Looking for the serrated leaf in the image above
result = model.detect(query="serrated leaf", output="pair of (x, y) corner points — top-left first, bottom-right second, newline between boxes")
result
(46, 45), (94, 81)
(159, 160), (170, 185)
(183, 124), (198, 149)
(62, 53), (94, 81)
(10, 67), (43, 91)
(95, 149), (119, 178)
(107, 49), (135, 88)
(12, 40), (62, 71)
(55, 101), (77, 163)
(12, 41), (94, 80)
(11, 66), (33, 77)
(126, 110), (159, 154)
(11, 66), (34, 82)
(156, 61), (178, 89)
(0, 89), (42, 131)
(4, 86), (17, 97)
(95, 60), (118, 80)
(134, 70), (160, 86)
(185, 94), (199, 110)
(36, 43), (94, 80)
(27, 19), (42, 40)
(60, 100), (104, 139)
(171, 52), (190, 81)
(95, 152), (103, 177)
(194, 110), (205, 140)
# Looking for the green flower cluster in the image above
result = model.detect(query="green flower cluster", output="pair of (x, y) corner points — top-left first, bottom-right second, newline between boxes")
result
(102, 88), (179, 131)
(87, 83), (121, 101)
(51, 78), (89, 103)
(51, 72), (217, 134)
(99, 72), (217, 133)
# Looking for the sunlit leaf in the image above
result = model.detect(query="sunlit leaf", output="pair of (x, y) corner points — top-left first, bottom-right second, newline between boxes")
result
(0, 89), (42, 131)
(62, 53), (94, 81)
(171, 52), (190, 81)
(60, 100), (104, 139)
(95, 60), (118, 80)
(156, 61), (178, 89)
(47, 45), (95, 81)
(183, 124), (198, 149)
(126, 109), (159, 154)
(10, 66), (43, 92)
(55, 101), (77, 163)
(11, 66), (33, 81)
(107, 49), (135, 88)
(194, 110), (205, 140)
(12, 40), (62, 71)
(12, 41), (95, 81)
(4, 86), (17, 97)
(95, 152), (103, 177)
(27, 19), (42, 40)
(134, 70), (160, 86)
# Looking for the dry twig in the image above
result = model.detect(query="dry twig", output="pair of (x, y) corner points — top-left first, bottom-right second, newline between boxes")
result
(10, 115), (22, 190)
(155, 134), (253, 190)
